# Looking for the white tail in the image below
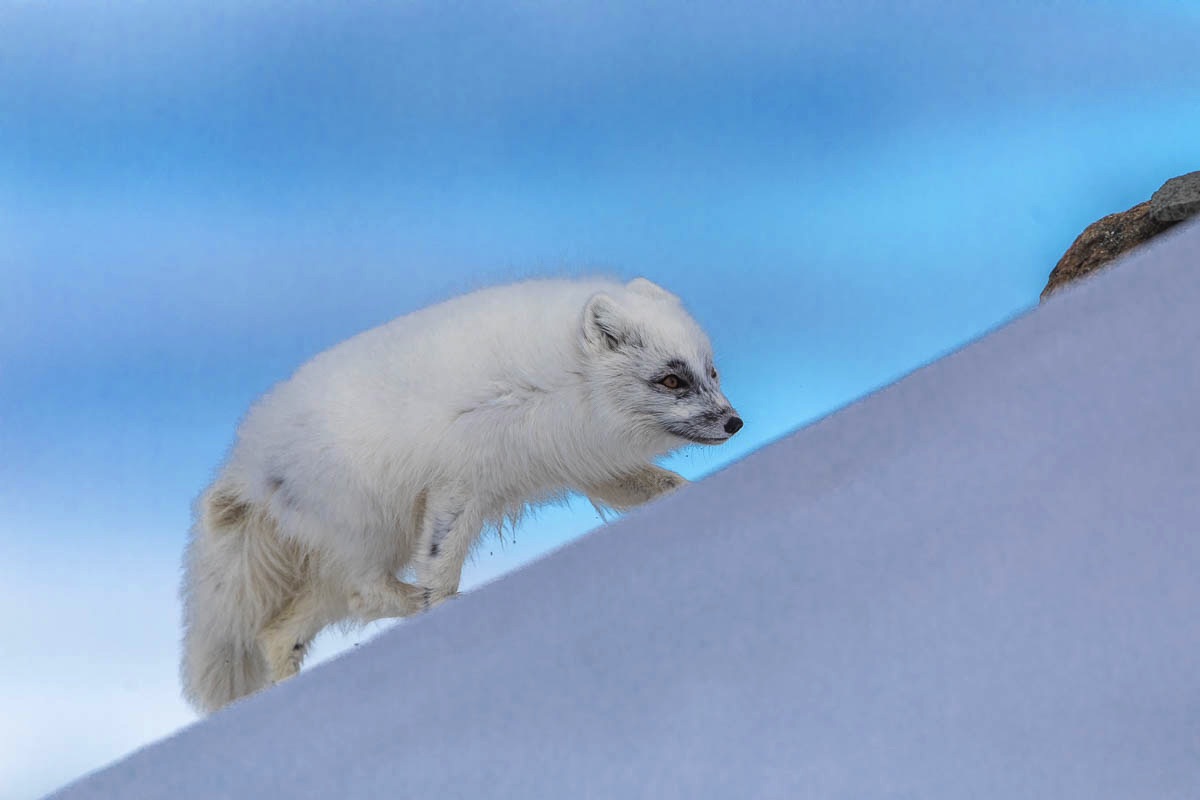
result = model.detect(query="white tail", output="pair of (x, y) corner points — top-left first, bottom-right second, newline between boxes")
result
(180, 485), (304, 713)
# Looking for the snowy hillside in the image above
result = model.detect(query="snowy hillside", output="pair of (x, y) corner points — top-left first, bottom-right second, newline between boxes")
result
(48, 223), (1200, 798)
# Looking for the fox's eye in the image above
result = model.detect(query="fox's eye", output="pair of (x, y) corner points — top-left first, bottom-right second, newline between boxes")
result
(710, 367), (718, 380)
(659, 374), (687, 390)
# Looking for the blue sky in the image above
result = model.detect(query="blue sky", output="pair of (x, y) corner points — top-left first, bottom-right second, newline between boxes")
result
(2, 1), (1199, 797)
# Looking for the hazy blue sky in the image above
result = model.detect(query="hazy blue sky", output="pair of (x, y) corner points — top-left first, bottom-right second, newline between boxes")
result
(2, 1), (1199, 797)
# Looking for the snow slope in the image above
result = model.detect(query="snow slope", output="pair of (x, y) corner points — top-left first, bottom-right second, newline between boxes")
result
(49, 221), (1200, 798)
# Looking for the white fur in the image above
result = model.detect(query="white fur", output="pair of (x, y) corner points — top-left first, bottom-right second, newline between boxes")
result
(180, 277), (740, 712)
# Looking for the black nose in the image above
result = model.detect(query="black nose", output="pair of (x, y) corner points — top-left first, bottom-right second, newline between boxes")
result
(724, 416), (743, 435)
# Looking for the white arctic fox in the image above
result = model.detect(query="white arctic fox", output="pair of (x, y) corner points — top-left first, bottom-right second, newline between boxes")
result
(181, 277), (741, 712)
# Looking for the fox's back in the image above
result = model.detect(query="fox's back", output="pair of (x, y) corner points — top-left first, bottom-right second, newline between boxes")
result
(228, 279), (619, 495)
(300, 278), (612, 408)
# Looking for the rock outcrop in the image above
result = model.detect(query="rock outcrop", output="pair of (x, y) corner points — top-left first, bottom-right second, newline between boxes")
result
(1149, 170), (1200, 222)
(1042, 171), (1198, 300)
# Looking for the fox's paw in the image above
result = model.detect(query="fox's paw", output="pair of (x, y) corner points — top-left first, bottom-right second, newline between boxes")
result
(420, 586), (459, 612)
(655, 469), (688, 494)
(274, 644), (305, 684)
(261, 631), (307, 684)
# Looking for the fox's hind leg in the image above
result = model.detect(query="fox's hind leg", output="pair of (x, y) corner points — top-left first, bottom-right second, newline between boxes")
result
(413, 486), (483, 611)
(258, 586), (327, 684)
(583, 465), (687, 511)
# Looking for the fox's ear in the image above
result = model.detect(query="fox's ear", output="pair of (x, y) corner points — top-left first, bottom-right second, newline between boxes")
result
(582, 292), (627, 351)
(626, 277), (677, 303)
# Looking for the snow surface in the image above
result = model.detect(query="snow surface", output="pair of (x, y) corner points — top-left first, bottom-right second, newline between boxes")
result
(49, 221), (1200, 798)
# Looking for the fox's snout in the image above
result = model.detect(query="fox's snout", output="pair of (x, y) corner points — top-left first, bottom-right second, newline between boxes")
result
(724, 415), (743, 435)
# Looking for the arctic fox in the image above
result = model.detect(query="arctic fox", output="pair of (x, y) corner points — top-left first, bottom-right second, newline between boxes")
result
(181, 277), (741, 712)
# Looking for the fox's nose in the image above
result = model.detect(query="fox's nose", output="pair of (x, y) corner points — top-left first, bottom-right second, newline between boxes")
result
(724, 416), (743, 435)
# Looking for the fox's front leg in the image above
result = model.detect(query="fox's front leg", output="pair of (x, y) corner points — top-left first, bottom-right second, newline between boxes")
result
(413, 486), (481, 612)
(584, 465), (688, 511)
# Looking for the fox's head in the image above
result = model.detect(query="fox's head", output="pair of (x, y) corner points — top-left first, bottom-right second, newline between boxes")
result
(580, 277), (741, 454)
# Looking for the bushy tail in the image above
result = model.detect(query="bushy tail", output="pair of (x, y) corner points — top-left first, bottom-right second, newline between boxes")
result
(180, 484), (300, 713)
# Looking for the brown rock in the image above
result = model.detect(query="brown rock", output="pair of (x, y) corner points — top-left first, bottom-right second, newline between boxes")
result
(1041, 201), (1178, 300)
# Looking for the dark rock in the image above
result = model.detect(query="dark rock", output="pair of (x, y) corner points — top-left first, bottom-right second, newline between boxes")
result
(1041, 201), (1178, 300)
(1150, 171), (1200, 222)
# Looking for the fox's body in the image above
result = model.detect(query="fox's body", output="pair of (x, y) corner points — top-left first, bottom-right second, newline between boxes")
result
(181, 277), (740, 713)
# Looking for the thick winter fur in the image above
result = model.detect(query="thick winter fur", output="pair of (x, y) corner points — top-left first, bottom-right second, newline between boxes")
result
(181, 277), (741, 712)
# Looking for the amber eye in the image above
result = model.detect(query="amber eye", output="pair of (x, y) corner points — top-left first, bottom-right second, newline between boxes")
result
(659, 374), (685, 390)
